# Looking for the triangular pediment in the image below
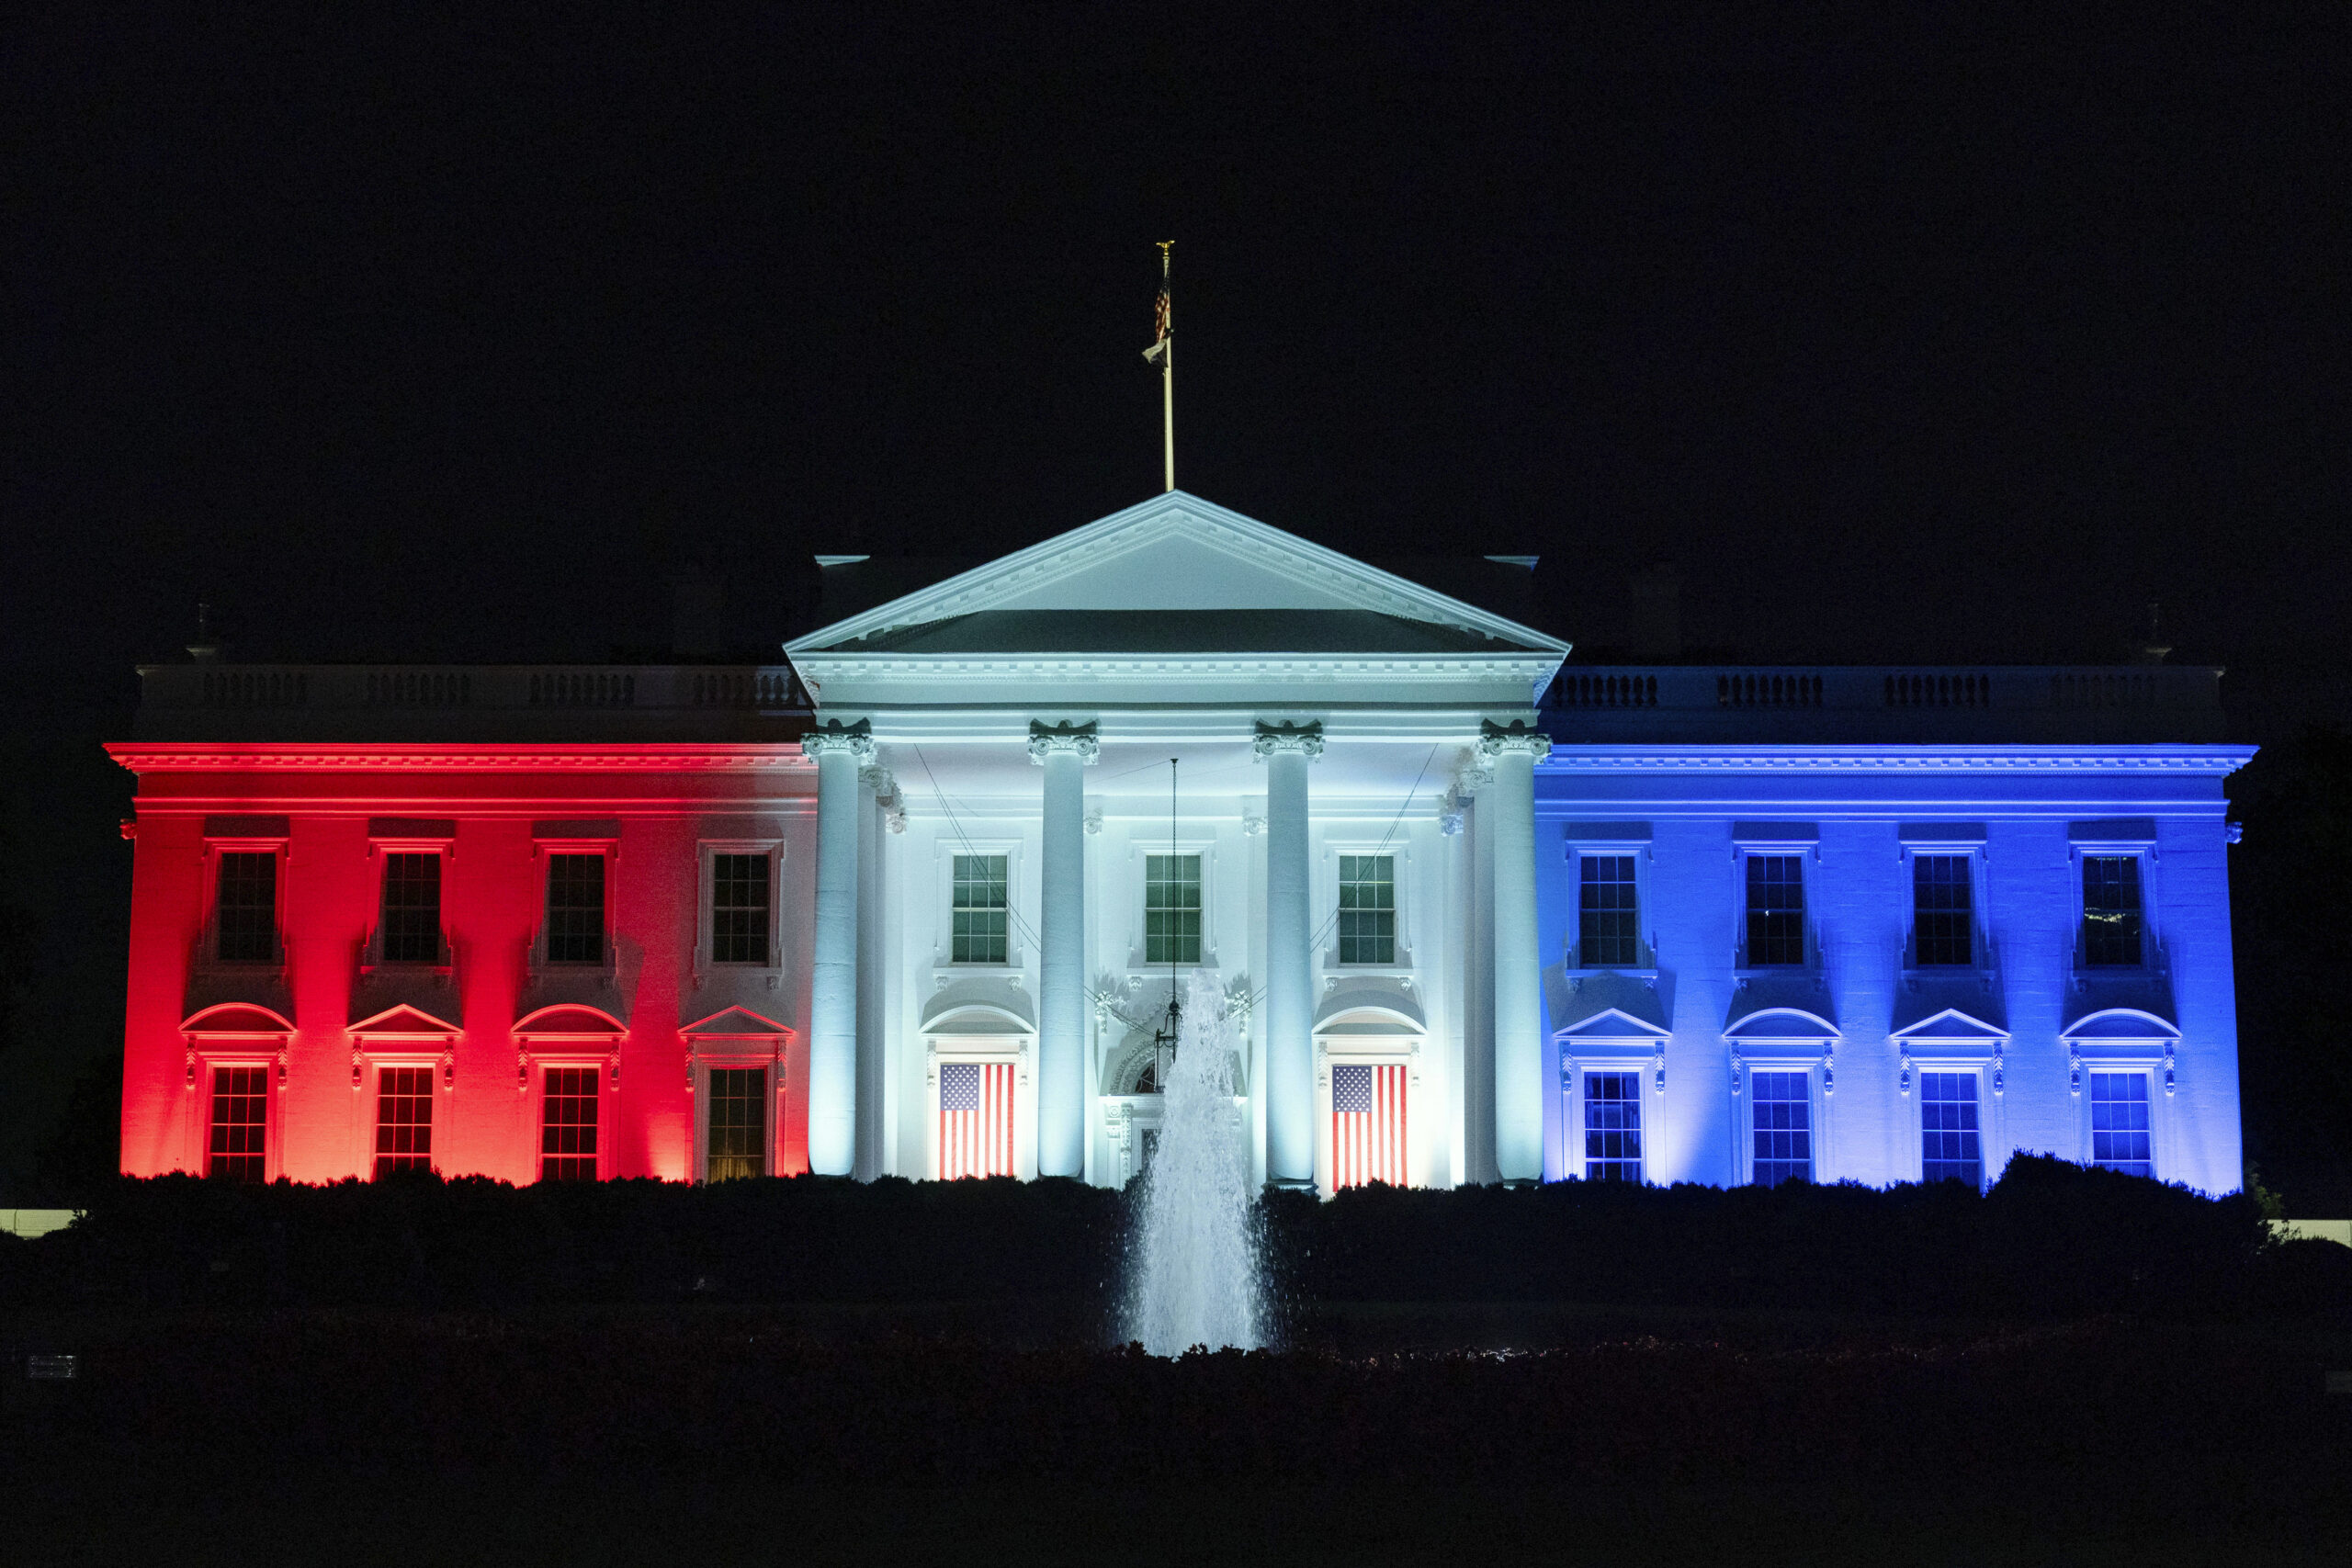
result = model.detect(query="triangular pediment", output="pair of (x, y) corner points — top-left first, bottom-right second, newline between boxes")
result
(1551, 971), (1672, 1038)
(1558, 1006), (1673, 1042)
(349, 1001), (462, 1036)
(786, 491), (1568, 658)
(682, 1006), (792, 1037)
(1889, 1006), (2008, 1043)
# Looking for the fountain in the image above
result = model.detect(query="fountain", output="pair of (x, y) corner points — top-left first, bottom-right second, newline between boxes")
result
(1126, 969), (1265, 1354)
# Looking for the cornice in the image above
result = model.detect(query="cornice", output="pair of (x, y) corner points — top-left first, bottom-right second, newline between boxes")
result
(106, 743), (815, 773)
(790, 652), (1563, 682)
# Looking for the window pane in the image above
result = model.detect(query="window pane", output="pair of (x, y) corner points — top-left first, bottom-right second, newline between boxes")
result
(2089, 1072), (2154, 1177)
(540, 1066), (600, 1181)
(373, 1066), (434, 1179)
(711, 852), (771, 964)
(1583, 1071), (1643, 1181)
(1144, 854), (1202, 965)
(1919, 1071), (1982, 1187)
(380, 852), (444, 964)
(2082, 856), (2143, 967)
(1751, 1071), (1812, 1185)
(1746, 855), (1805, 966)
(207, 1066), (267, 1182)
(546, 853), (605, 964)
(1338, 854), (1396, 964)
(707, 1067), (767, 1182)
(951, 854), (1009, 964)
(1578, 855), (1640, 967)
(215, 852), (278, 963)
(1912, 855), (1973, 967)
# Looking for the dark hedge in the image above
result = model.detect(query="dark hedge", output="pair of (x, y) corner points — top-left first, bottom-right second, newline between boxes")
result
(3, 1155), (2346, 1324)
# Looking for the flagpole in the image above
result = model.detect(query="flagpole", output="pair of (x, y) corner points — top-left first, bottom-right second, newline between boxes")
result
(1158, 241), (1174, 491)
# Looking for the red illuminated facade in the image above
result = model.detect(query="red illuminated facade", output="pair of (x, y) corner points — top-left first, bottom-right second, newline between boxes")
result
(111, 665), (821, 1184)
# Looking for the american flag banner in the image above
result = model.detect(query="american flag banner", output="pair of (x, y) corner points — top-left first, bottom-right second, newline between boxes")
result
(1331, 1062), (1408, 1189)
(938, 1060), (1014, 1180)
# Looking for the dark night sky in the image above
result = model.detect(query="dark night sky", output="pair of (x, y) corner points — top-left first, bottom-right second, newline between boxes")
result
(8, 9), (2348, 670)
(1, 9), (2347, 1172)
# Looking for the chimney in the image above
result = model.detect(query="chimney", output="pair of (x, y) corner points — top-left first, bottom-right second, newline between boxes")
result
(1625, 564), (1682, 661)
(671, 569), (726, 659)
(187, 601), (221, 663)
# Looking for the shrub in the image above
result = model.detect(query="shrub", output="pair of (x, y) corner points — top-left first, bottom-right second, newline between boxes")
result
(0, 1156), (2326, 1325)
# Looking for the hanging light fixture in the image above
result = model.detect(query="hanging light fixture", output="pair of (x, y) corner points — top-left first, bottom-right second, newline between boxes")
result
(1151, 757), (1181, 1085)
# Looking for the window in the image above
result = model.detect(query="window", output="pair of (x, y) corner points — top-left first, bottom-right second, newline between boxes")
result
(1338, 854), (1396, 964)
(1145, 854), (1201, 965)
(1583, 1071), (1643, 1181)
(1920, 1072), (1982, 1186)
(1745, 855), (1806, 966)
(951, 854), (1009, 964)
(707, 1066), (767, 1181)
(1912, 855), (1973, 967)
(214, 852), (278, 963)
(1751, 1071), (1812, 1185)
(1578, 855), (1640, 967)
(373, 1066), (434, 1179)
(2089, 1072), (2153, 1177)
(379, 852), (443, 964)
(545, 853), (606, 964)
(711, 852), (771, 964)
(207, 1066), (267, 1182)
(540, 1066), (599, 1181)
(2081, 855), (2143, 967)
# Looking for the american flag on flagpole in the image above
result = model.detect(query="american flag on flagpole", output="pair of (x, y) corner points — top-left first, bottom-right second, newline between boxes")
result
(939, 1061), (1014, 1179)
(1331, 1062), (1408, 1189)
(1143, 245), (1171, 365)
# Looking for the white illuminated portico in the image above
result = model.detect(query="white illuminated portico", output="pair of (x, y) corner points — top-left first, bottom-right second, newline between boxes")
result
(786, 491), (1568, 1190)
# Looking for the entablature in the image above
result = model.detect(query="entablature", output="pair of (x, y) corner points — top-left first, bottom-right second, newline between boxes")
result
(107, 742), (816, 774)
(789, 651), (1563, 711)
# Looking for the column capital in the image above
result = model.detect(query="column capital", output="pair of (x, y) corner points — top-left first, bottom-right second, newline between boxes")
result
(1252, 719), (1325, 761)
(1476, 716), (1551, 762)
(858, 763), (907, 833)
(1027, 719), (1101, 765)
(802, 716), (876, 764)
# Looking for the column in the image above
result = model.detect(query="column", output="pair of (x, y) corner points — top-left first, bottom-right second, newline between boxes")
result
(803, 718), (874, 1177)
(1030, 720), (1099, 1179)
(1256, 719), (1323, 1189)
(1480, 718), (1551, 1184)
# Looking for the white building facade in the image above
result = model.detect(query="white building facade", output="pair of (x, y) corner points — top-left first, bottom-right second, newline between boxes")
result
(113, 491), (2249, 1196)
(786, 492), (2250, 1196)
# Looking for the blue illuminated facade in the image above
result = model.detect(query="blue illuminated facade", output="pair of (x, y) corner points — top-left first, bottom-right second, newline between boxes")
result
(1533, 669), (2249, 1194)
